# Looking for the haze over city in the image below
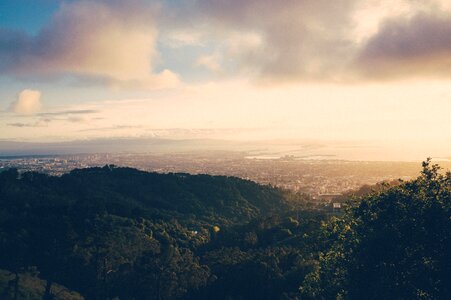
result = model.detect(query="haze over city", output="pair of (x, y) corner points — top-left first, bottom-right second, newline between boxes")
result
(1, 0), (450, 161)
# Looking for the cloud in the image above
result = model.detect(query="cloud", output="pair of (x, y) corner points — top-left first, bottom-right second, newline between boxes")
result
(37, 109), (100, 117)
(7, 123), (36, 128)
(195, 53), (222, 73)
(9, 89), (42, 115)
(167, 0), (451, 82)
(7, 120), (49, 128)
(78, 125), (142, 132)
(189, 0), (358, 81)
(0, 0), (179, 89)
(355, 13), (451, 79)
(5, 105), (101, 129)
(162, 30), (204, 48)
(35, 108), (101, 124)
(2, 0), (451, 84)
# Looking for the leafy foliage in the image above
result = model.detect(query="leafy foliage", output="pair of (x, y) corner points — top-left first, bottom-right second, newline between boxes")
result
(0, 166), (317, 299)
(1, 161), (449, 299)
(301, 159), (451, 299)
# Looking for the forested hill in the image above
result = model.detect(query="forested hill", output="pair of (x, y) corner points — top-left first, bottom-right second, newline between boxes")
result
(1, 162), (449, 300)
(0, 165), (288, 226)
(0, 166), (305, 299)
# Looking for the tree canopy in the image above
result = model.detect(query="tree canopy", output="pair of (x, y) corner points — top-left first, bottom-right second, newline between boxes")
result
(301, 159), (451, 299)
(0, 161), (449, 299)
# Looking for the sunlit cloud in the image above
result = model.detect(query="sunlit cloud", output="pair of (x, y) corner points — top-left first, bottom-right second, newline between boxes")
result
(9, 89), (42, 115)
(0, 0), (179, 89)
(195, 53), (222, 73)
(162, 30), (204, 48)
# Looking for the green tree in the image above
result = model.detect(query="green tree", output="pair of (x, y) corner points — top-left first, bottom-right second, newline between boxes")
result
(301, 159), (451, 299)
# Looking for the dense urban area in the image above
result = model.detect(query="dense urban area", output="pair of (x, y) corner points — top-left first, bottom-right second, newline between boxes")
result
(2, 152), (448, 199)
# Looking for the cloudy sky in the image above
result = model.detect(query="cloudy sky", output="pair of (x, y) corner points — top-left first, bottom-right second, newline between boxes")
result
(0, 0), (450, 160)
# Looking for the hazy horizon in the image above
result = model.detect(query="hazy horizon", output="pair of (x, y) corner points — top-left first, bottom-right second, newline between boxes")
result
(1, 136), (450, 162)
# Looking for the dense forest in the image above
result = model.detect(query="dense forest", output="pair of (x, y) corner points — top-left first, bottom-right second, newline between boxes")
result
(0, 160), (449, 299)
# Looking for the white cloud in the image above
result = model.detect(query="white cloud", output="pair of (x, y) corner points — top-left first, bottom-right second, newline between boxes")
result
(163, 30), (204, 48)
(9, 89), (42, 115)
(0, 0), (179, 89)
(195, 53), (222, 73)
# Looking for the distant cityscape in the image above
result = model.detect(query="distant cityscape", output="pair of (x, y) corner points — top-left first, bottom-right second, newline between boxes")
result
(3, 152), (448, 199)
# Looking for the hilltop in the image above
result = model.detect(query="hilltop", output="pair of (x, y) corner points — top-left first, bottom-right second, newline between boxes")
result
(0, 162), (449, 299)
(0, 166), (308, 299)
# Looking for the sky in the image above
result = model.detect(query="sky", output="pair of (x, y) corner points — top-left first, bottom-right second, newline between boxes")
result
(0, 0), (450, 160)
